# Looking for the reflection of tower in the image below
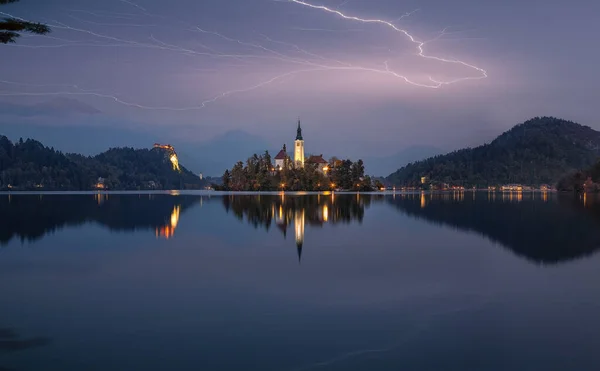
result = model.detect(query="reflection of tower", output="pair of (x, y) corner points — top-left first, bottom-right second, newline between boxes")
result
(294, 119), (304, 168)
(155, 204), (180, 239)
(294, 208), (305, 262)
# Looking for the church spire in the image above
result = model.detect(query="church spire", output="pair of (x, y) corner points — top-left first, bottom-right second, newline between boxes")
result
(296, 118), (303, 140)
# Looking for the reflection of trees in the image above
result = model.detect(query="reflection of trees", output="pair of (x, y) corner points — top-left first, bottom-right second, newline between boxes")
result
(0, 194), (197, 245)
(388, 192), (600, 264)
(222, 193), (383, 262)
(222, 193), (383, 235)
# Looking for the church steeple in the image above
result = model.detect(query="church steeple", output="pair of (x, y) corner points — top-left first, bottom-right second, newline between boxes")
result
(294, 118), (305, 168)
(296, 118), (303, 140)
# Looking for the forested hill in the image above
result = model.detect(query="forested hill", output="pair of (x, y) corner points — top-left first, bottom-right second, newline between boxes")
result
(0, 136), (203, 190)
(387, 117), (600, 187)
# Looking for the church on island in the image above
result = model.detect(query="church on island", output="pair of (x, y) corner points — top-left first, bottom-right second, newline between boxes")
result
(273, 119), (329, 173)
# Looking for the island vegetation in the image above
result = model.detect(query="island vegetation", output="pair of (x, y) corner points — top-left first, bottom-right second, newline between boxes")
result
(387, 117), (600, 188)
(218, 152), (382, 191)
(0, 135), (204, 190)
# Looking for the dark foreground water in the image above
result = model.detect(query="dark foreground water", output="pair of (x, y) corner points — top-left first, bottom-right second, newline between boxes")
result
(1, 191), (600, 371)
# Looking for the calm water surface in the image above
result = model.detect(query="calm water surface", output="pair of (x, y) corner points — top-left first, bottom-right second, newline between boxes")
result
(1, 191), (600, 371)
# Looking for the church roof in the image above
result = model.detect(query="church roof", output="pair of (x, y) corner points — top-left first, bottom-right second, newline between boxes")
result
(274, 149), (287, 160)
(306, 154), (327, 164)
(296, 119), (303, 141)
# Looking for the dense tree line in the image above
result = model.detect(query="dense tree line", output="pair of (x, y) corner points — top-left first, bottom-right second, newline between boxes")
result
(387, 117), (600, 187)
(557, 160), (600, 192)
(219, 151), (375, 191)
(0, 135), (204, 190)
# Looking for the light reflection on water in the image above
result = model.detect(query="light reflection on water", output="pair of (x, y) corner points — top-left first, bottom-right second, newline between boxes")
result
(1, 192), (600, 370)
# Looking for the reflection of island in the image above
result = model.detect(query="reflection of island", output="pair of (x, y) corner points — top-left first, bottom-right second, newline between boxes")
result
(222, 193), (383, 261)
(0, 194), (197, 245)
(388, 192), (600, 264)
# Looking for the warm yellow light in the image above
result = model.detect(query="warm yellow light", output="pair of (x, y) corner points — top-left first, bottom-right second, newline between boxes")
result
(155, 205), (180, 240)
(330, 183), (335, 189)
(170, 205), (180, 229)
(323, 205), (329, 222)
(170, 154), (180, 172)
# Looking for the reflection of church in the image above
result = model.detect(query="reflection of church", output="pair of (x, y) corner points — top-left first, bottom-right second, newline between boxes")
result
(223, 193), (372, 263)
(273, 194), (334, 262)
(274, 119), (329, 173)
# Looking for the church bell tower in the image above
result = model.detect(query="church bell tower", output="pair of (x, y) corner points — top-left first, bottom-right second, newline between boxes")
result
(294, 119), (304, 168)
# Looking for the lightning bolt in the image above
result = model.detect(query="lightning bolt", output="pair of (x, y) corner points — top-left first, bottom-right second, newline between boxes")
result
(118, 0), (147, 13)
(288, 0), (487, 85)
(0, 69), (325, 111)
(0, 0), (488, 112)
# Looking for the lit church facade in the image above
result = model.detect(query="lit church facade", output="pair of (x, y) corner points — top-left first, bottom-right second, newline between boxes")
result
(274, 119), (329, 173)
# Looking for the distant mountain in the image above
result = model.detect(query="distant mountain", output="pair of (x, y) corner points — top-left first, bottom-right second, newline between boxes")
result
(0, 135), (203, 190)
(387, 117), (600, 186)
(364, 146), (441, 177)
(0, 98), (101, 117)
(180, 130), (271, 176)
(0, 121), (164, 156)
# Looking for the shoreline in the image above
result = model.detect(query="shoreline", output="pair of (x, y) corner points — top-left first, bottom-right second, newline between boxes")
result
(0, 189), (559, 196)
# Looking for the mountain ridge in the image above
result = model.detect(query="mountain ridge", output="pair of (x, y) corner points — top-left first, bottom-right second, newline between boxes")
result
(0, 135), (203, 190)
(387, 117), (600, 186)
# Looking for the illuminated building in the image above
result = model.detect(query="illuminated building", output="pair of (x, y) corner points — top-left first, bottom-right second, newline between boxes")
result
(274, 144), (288, 170)
(294, 119), (305, 168)
(95, 177), (105, 190)
(153, 143), (180, 172)
(275, 120), (336, 172)
(306, 154), (328, 173)
(501, 184), (524, 192)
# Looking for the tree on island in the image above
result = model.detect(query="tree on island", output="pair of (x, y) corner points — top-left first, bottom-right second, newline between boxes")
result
(218, 151), (374, 191)
(1, 0), (50, 44)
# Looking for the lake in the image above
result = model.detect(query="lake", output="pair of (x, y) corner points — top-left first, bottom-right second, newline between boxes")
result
(1, 191), (600, 371)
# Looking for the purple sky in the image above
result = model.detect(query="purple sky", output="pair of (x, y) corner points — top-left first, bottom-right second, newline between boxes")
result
(1, 0), (599, 170)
